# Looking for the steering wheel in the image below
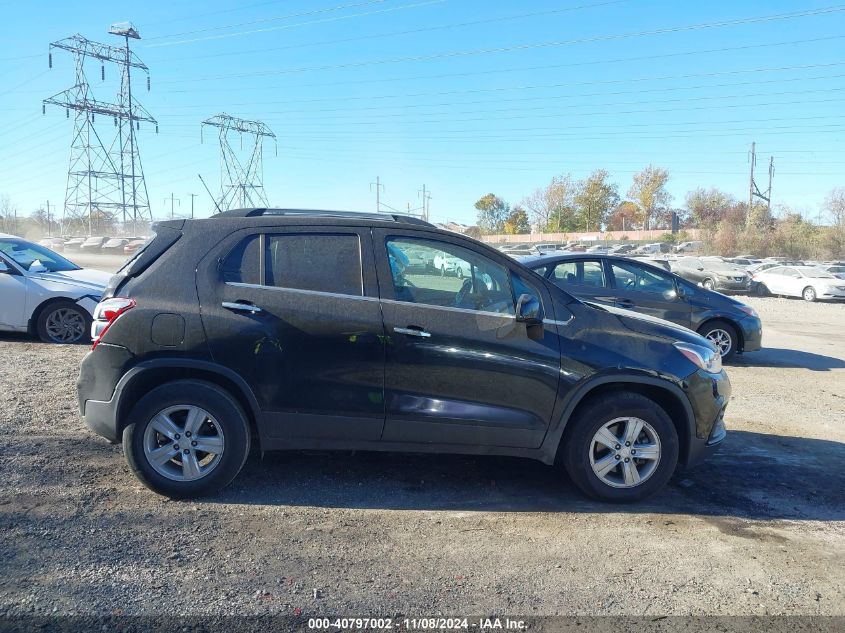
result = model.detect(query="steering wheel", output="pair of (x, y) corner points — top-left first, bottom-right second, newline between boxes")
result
(454, 278), (491, 310)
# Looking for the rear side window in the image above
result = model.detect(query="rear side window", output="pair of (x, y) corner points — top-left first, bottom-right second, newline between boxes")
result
(266, 234), (363, 296)
(221, 235), (260, 285)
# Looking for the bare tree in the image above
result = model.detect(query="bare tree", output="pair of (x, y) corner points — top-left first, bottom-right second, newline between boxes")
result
(521, 173), (579, 232)
(0, 195), (18, 235)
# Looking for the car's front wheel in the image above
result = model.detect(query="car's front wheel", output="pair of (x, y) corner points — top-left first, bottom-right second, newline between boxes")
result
(562, 392), (679, 502)
(36, 300), (91, 344)
(123, 380), (251, 499)
(802, 286), (817, 302)
(702, 278), (715, 291)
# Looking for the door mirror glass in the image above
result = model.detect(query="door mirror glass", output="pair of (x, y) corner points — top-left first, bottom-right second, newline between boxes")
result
(516, 293), (543, 325)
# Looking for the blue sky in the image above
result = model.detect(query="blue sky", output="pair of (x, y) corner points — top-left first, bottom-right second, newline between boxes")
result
(0, 0), (843, 226)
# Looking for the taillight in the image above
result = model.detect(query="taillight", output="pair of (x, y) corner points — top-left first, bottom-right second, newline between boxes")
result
(91, 297), (136, 349)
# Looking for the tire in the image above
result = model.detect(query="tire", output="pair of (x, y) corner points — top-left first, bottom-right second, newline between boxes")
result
(802, 286), (817, 302)
(561, 391), (679, 502)
(755, 283), (769, 297)
(36, 300), (91, 344)
(122, 380), (251, 499)
(698, 319), (738, 360)
(702, 278), (715, 291)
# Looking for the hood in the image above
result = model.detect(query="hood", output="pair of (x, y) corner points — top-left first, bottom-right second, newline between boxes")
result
(583, 301), (712, 348)
(31, 267), (113, 293)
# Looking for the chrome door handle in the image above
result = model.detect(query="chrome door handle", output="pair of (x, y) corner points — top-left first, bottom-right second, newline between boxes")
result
(394, 327), (431, 338)
(222, 301), (262, 314)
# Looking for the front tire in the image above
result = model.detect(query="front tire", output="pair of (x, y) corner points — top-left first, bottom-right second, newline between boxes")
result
(561, 392), (679, 502)
(802, 286), (817, 302)
(702, 278), (715, 291)
(698, 319), (738, 360)
(123, 380), (251, 499)
(36, 300), (91, 344)
(755, 283), (769, 297)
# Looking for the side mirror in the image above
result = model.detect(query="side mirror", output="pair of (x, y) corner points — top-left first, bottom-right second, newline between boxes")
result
(662, 288), (679, 301)
(697, 266), (705, 271)
(516, 293), (544, 326)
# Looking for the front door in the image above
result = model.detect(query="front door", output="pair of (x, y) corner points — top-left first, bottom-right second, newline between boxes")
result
(606, 258), (692, 327)
(0, 255), (27, 329)
(196, 227), (386, 441)
(373, 230), (561, 449)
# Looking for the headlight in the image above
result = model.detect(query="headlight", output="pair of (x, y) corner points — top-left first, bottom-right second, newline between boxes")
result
(674, 341), (723, 373)
(737, 304), (758, 318)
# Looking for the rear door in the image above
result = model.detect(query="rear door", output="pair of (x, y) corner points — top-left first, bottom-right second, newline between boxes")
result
(373, 230), (561, 449)
(196, 226), (386, 441)
(606, 258), (692, 327)
(546, 258), (617, 305)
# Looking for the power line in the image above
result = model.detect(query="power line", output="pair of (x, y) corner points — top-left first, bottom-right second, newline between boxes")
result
(153, 6), (845, 83)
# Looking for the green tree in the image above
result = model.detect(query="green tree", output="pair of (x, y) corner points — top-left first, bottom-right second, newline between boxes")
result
(685, 187), (736, 228)
(627, 166), (672, 230)
(503, 205), (530, 234)
(522, 174), (578, 232)
(574, 169), (619, 231)
(474, 193), (510, 235)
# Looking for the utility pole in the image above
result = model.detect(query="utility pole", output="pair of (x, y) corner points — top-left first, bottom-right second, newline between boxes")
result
(188, 193), (198, 219)
(46, 200), (53, 237)
(418, 185), (431, 221)
(748, 142), (774, 218)
(164, 194), (180, 219)
(370, 176), (384, 212)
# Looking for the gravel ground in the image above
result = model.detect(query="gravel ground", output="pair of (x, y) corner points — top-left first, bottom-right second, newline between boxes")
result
(0, 294), (843, 622)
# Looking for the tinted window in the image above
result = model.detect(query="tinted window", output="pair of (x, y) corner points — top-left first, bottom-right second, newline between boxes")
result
(266, 234), (363, 296)
(611, 260), (675, 293)
(221, 235), (260, 285)
(551, 259), (606, 287)
(386, 238), (514, 314)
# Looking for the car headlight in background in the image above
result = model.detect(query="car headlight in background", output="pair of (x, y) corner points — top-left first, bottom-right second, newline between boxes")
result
(737, 304), (758, 318)
(673, 341), (723, 373)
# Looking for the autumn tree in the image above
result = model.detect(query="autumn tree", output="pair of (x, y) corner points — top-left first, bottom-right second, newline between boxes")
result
(521, 174), (578, 232)
(686, 187), (737, 228)
(627, 166), (671, 230)
(474, 193), (510, 235)
(574, 169), (619, 231)
(503, 205), (530, 234)
(606, 201), (640, 231)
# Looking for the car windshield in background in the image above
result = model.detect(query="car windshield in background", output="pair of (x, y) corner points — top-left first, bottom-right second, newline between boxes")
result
(708, 261), (744, 271)
(0, 238), (80, 272)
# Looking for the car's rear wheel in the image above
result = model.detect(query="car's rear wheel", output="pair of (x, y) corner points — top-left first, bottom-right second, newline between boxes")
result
(802, 286), (817, 302)
(562, 392), (679, 502)
(123, 380), (251, 499)
(698, 320), (738, 360)
(36, 300), (90, 344)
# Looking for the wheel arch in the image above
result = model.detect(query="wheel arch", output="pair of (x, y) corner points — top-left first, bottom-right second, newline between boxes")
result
(27, 295), (93, 336)
(112, 360), (264, 450)
(547, 375), (695, 467)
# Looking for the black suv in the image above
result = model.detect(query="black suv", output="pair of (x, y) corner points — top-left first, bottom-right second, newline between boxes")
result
(78, 209), (730, 502)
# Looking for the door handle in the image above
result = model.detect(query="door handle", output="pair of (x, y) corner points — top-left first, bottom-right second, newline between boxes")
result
(222, 301), (263, 314)
(394, 326), (431, 338)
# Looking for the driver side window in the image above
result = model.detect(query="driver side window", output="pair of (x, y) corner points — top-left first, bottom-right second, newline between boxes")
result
(385, 238), (515, 315)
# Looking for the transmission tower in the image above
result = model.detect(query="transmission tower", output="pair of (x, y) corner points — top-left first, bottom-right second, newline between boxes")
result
(748, 141), (774, 215)
(43, 24), (157, 236)
(201, 114), (276, 211)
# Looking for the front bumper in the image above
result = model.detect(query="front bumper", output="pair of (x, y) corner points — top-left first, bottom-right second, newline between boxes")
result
(682, 368), (731, 468)
(738, 315), (763, 352)
(714, 277), (750, 293)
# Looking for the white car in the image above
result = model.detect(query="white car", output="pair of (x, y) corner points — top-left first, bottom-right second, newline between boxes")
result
(433, 252), (470, 278)
(752, 265), (845, 302)
(0, 234), (113, 343)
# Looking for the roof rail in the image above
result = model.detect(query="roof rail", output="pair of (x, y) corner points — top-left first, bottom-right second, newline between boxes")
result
(211, 208), (434, 227)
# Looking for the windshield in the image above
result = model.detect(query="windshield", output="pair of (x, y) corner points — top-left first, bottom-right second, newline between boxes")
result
(708, 261), (743, 272)
(0, 238), (81, 272)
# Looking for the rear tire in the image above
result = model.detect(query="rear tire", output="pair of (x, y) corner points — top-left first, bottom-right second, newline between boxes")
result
(561, 392), (679, 502)
(702, 278), (715, 291)
(36, 300), (91, 344)
(123, 380), (251, 499)
(755, 283), (769, 297)
(698, 319), (738, 360)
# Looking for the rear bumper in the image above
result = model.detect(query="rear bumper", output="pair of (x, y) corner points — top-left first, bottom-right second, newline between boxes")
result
(82, 397), (121, 443)
(77, 343), (133, 443)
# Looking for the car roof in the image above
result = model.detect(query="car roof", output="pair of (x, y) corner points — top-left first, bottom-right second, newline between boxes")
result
(209, 207), (434, 228)
(519, 252), (668, 271)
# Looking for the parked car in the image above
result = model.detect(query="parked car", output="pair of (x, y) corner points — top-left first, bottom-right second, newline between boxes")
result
(752, 266), (845, 302)
(725, 257), (761, 269)
(63, 237), (86, 251)
(78, 209), (730, 502)
(635, 242), (670, 255)
(522, 252), (761, 360)
(432, 251), (469, 277)
(0, 233), (112, 343)
(38, 237), (66, 252)
(608, 243), (636, 254)
(79, 236), (108, 253)
(672, 257), (750, 293)
(101, 238), (130, 254)
(674, 241), (702, 253)
(586, 245), (611, 254)
(123, 238), (148, 256)
(821, 265), (845, 280)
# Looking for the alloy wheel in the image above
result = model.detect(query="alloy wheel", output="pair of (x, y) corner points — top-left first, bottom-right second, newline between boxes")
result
(803, 287), (816, 302)
(45, 308), (86, 343)
(705, 328), (733, 357)
(589, 417), (661, 488)
(142, 405), (225, 482)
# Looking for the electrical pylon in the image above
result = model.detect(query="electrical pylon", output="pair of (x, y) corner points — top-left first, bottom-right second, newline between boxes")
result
(201, 114), (276, 211)
(43, 25), (157, 236)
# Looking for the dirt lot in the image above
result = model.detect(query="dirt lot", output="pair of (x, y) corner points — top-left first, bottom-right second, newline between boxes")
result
(0, 293), (843, 622)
